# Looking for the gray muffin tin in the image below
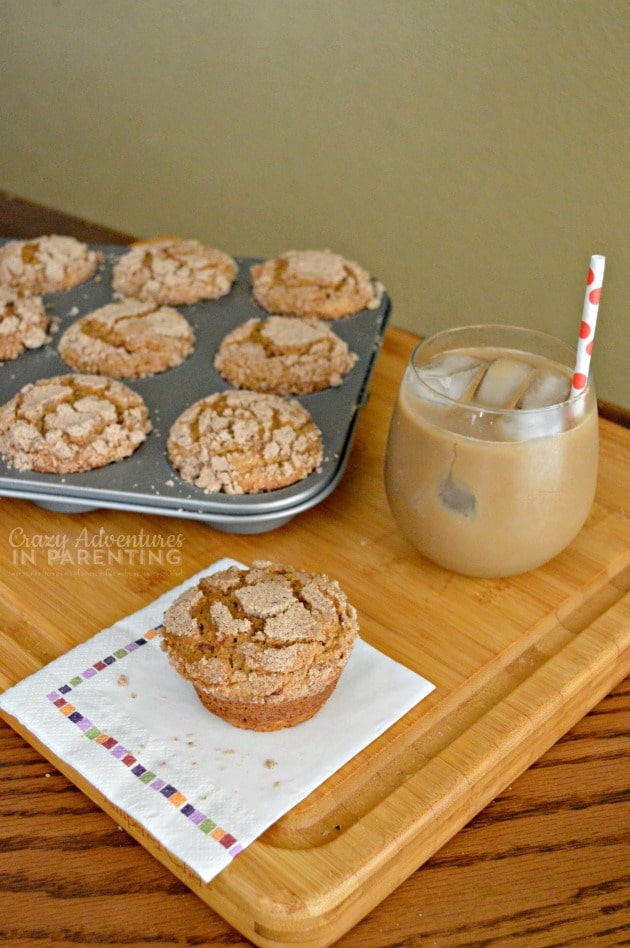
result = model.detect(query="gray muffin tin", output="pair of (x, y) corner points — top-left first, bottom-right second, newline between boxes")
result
(0, 241), (391, 533)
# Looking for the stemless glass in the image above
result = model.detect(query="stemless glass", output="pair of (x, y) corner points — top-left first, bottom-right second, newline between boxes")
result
(384, 325), (599, 578)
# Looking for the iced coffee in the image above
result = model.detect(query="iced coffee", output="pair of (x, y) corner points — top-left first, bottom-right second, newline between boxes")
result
(384, 325), (598, 577)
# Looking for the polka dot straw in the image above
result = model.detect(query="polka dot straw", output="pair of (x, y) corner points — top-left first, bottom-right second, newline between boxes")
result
(570, 254), (606, 397)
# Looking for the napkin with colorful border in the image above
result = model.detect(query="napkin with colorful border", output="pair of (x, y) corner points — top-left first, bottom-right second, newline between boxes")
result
(0, 557), (435, 883)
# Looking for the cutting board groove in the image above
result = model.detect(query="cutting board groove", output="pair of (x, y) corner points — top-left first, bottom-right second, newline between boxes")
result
(1, 367), (628, 946)
(3, 560), (627, 947)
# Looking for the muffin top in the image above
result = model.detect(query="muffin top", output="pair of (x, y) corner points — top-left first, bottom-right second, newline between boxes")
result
(0, 235), (101, 294)
(250, 249), (382, 320)
(0, 373), (151, 473)
(160, 560), (359, 705)
(166, 389), (323, 494)
(58, 298), (195, 378)
(213, 315), (358, 395)
(0, 286), (54, 360)
(111, 238), (237, 305)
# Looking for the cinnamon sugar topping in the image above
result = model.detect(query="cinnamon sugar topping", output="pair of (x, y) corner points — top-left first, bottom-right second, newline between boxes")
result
(112, 238), (237, 305)
(0, 287), (54, 360)
(58, 299), (195, 378)
(0, 235), (101, 294)
(250, 249), (382, 320)
(166, 390), (323, 494)
(214, 315), (357, 394)
(0, 373), (151, 473)
(160, 561), (359, 728)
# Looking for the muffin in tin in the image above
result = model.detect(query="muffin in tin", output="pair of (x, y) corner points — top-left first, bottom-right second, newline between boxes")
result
(0, 373), (151, 474)
(112, 237), (237, 305)
(250, 248), (382, 320)
(0, 235), (101, 294)
(58, 299), (195, 378)
(0, 287), (55, 361)
(214, 314), (357, 395)
(166, 389), (323, 495)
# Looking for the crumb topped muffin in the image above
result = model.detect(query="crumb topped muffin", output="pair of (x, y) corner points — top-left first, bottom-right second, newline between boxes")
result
(166, 389), (323, 494)
(0, 235), (101, 294)
(0, 287), (55, 360)
(111, 238), (237, 305)
(58, 298), (195, 378)
(214, 314), (358, 395)
(160, 560), (359, 730)
(250, 248), (382, 320)
(0, 373), (151, 473)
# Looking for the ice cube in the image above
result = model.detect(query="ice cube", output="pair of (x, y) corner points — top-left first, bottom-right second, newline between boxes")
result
(519, 367), (571, 409)
(499, 408), (566, 441)
(473, 358), (532, 409)
(417, 352), (486, 403)
(437, 471), (476, 518)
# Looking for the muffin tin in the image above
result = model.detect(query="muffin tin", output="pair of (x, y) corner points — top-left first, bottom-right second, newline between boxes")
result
(0, 241), (391, 533)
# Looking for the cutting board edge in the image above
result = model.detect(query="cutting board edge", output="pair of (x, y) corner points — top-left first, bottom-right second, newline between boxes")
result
(3, 598), (623, 948)
(205, 597), (630, 946)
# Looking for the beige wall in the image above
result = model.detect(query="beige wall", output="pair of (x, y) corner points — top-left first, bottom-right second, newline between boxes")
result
(1, 0), (627, 406)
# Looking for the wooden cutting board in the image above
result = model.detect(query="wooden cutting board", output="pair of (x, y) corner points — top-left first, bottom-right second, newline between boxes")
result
(0, 328), (628, 947)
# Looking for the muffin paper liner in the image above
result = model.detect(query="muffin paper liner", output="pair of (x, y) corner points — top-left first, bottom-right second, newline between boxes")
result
(0, 557), (435, 883)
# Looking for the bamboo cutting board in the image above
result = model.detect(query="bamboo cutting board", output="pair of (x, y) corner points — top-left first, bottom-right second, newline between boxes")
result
(0, 328), (628, 947)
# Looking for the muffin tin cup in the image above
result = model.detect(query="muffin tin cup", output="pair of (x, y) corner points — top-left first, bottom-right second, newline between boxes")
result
(0, 242), (391, 533)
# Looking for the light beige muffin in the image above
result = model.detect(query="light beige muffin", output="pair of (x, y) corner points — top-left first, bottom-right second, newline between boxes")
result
(250, 248), (382, 320)
(160, 560), (359, 731)
(111, 238), (237, 305)
(0, 287), (55, 360)
(58, 299), (195, 378)
(213, 314), (358, 395)
(0, 373), (151, 474)
(167, 389), (323, 494)
(0, 235), (101, 294)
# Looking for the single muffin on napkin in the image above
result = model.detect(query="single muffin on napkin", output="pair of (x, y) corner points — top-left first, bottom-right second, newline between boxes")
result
(160, 560), (359, 731)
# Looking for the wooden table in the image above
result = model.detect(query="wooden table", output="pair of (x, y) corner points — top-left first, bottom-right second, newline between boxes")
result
(0, 191), (628, 947)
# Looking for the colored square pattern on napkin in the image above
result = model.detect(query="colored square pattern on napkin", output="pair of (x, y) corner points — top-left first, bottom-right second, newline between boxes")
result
(0, 558), (435, 883)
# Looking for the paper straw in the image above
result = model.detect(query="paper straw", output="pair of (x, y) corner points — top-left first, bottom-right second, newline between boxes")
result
(570, 254), (605, 397)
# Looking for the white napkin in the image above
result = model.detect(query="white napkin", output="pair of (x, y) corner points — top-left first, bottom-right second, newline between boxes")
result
(0, 557), (435, 883)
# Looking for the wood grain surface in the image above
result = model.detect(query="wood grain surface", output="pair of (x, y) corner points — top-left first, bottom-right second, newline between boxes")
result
(1, 678), (627, 947)
(0, 192), (628, 947)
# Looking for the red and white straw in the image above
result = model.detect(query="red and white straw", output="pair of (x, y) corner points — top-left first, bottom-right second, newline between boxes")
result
(570, 254), (606, 397)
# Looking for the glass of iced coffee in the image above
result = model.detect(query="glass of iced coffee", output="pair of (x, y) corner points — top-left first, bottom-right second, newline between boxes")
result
(384, 324), (598, 577)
